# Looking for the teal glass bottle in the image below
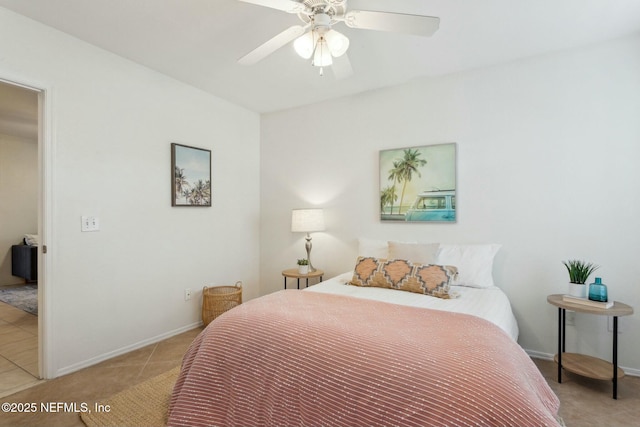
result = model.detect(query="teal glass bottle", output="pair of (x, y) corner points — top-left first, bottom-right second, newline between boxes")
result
(588, 277), (608, 302)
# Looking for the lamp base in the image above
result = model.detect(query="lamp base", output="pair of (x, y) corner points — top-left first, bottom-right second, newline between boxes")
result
(305, 234), (317, 272)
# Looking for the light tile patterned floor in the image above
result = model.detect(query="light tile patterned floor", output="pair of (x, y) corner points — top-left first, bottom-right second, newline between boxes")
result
(534, 358), (640, 427)
(0, 326), (202, 427)
(0, 301), (40, 398)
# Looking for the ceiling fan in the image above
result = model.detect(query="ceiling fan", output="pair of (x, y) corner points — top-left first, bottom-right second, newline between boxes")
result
(237, 0), (440, 77)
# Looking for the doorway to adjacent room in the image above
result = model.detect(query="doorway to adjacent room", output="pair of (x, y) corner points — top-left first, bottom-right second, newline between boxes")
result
(0, 79), (44, 396)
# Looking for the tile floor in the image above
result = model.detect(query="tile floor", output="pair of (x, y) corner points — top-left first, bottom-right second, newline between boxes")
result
(0, 326), (203, 427)
(534, 358), (640, 427)
(0, 323), (638, 427)
(0, 301), (40, 398)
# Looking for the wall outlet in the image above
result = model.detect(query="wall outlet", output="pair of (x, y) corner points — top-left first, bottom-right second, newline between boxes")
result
(184, 288), (192, 301)
(566, 311), (575, 326)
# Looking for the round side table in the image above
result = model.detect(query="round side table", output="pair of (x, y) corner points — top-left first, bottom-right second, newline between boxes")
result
(547, 294), (633, 399)
(282, 268), (324, 289)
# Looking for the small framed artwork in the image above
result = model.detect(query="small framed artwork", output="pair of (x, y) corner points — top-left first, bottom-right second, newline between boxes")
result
(380, 143), (456, 222)
(171, 143), (212, 207)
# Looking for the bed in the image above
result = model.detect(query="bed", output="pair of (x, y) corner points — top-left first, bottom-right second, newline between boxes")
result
(169, 242), (561, 427)
(306, 271), (519, 341)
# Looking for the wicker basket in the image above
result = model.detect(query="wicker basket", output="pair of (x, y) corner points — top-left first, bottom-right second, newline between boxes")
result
(202, 281), (242, 326)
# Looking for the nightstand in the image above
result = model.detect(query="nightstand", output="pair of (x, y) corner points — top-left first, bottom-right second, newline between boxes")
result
(282, 268), (324, 289)
(547, 294), (633, 399)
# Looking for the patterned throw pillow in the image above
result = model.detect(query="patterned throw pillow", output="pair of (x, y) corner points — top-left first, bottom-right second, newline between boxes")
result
(350, 257), (458, 299)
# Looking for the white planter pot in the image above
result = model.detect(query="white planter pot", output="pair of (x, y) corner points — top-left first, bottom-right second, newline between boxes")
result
(568, 282), (587, 298)
(298, 265), (309, 274)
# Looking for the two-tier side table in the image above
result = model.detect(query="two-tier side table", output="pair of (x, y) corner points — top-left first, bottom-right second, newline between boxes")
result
(547, 294), (633, 399)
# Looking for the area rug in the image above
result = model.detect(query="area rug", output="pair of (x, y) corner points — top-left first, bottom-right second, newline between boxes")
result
(0, 284), (37, 315)
(81, 366), (179, 427)
(79, 364), (565, 427)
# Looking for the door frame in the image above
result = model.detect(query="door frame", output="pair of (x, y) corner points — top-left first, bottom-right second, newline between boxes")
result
(1, 74), (54, 379)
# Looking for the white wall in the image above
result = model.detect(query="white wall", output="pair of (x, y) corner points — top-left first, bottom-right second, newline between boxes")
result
(261, 35), (640, 372)
(0, 133), (38, 285)
(0, 7), (261, 377)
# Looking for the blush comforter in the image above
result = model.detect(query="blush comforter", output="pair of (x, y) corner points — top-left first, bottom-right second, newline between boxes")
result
(169, 290), (560, 427)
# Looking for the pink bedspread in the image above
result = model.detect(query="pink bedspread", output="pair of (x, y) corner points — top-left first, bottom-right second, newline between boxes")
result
(169, 290), (560, 427)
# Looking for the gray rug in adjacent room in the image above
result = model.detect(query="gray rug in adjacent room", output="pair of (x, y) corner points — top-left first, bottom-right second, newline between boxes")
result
(0, 284), (38, 315)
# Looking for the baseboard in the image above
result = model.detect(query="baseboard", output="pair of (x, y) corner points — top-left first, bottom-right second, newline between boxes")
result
(55, 321), (202, 377)
(525, 349), (640, 377)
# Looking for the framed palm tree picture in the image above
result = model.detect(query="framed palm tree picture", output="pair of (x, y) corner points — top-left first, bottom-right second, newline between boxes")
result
(380, 143), (456, 222)
(171, 143), (212, 207)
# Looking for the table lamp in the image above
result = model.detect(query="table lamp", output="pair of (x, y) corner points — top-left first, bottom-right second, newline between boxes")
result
(291, 208), (325, 272)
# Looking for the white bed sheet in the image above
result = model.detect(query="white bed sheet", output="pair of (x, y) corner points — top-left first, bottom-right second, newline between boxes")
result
(305, 272), (519, 341)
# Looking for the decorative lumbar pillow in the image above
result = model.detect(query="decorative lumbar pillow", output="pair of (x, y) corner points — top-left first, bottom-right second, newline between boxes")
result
(388, 241), (439, 265)
(435, 244), (501, 288)
(350, 256), (458, 299)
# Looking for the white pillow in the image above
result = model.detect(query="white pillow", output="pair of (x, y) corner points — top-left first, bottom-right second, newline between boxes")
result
(436, 244), (501, 288)
(388, 241), (439, 265)
(24, 234), (39, 246)
(357, 238), (389, 259)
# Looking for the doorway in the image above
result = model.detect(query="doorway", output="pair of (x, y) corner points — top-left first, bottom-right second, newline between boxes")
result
(0, 80), (43, 396)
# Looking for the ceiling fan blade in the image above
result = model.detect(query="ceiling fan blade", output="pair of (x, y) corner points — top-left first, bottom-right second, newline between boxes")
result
(332, 53), (353, 80)
(344, 10), (440, 37)
(238, 0), (306, 14)
(238, 25), (306, 65)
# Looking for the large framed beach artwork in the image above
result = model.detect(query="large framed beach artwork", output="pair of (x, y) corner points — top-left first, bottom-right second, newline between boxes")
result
(380, 143), (456, 222)
(171, 143), (212, 207)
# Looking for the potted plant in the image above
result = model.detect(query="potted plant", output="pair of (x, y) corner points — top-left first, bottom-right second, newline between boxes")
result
(562, 259), (599, 298)
(297, 258), (309, 274)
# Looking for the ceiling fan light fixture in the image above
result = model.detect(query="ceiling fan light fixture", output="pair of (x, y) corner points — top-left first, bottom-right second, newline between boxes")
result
(312, 37), (333, 67)
(324, 29), (349, 57)
(238, 0), (441, 76)
(293, 31), (315, 59)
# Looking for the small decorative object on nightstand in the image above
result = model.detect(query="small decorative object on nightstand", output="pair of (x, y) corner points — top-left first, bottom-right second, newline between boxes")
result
(588, 277), (608, 302)
(297, 259), (309, 274)
(547, 294), (633, 399)
(562, 259), (599, 298)
(282, 268), (324, 289)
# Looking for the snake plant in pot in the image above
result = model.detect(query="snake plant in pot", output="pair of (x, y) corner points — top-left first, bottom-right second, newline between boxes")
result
(563, 259), (599, 298)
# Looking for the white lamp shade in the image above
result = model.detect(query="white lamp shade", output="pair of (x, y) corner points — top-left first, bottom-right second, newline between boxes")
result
(293, 31), (315, 59)
(291, 209), (325, 232)
(312, 38), (333, 67)
(325, 29), (349, 57)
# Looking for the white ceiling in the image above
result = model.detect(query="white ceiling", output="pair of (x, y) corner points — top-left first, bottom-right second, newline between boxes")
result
(1, 0), (640, 113)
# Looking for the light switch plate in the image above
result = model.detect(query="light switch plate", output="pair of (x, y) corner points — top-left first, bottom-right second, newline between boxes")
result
(81, 216), (100, 232)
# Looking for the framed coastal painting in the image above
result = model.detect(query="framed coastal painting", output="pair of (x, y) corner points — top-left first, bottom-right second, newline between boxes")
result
(171, 143), (212, 207)
(379, 143), (456, 222)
